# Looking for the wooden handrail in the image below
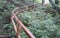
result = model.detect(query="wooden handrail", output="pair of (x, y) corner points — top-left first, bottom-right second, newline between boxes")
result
(11, 16), (21, 38)
(11, 3), (37, 38)
(11, 16), (17, 33)
(11, 3), (38, 15)
(11, 12), (36, 38)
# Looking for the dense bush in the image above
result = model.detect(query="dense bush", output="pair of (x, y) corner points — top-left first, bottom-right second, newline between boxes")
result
(17, 7), (60, 38)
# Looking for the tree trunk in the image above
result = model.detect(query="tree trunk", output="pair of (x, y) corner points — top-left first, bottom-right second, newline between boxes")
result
(42, 0), (45, 5)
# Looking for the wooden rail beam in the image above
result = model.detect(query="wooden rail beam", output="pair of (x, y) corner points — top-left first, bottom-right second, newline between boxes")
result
(11, 3), (37, 38)
(11, 11), (36, 38)
(11, 16), (21, 38)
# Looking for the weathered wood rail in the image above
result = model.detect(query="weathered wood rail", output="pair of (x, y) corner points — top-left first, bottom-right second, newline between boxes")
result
(11, 3), (38, 38)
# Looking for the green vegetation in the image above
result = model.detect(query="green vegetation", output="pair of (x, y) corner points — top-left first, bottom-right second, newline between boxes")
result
(0, 0), (60, 38)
